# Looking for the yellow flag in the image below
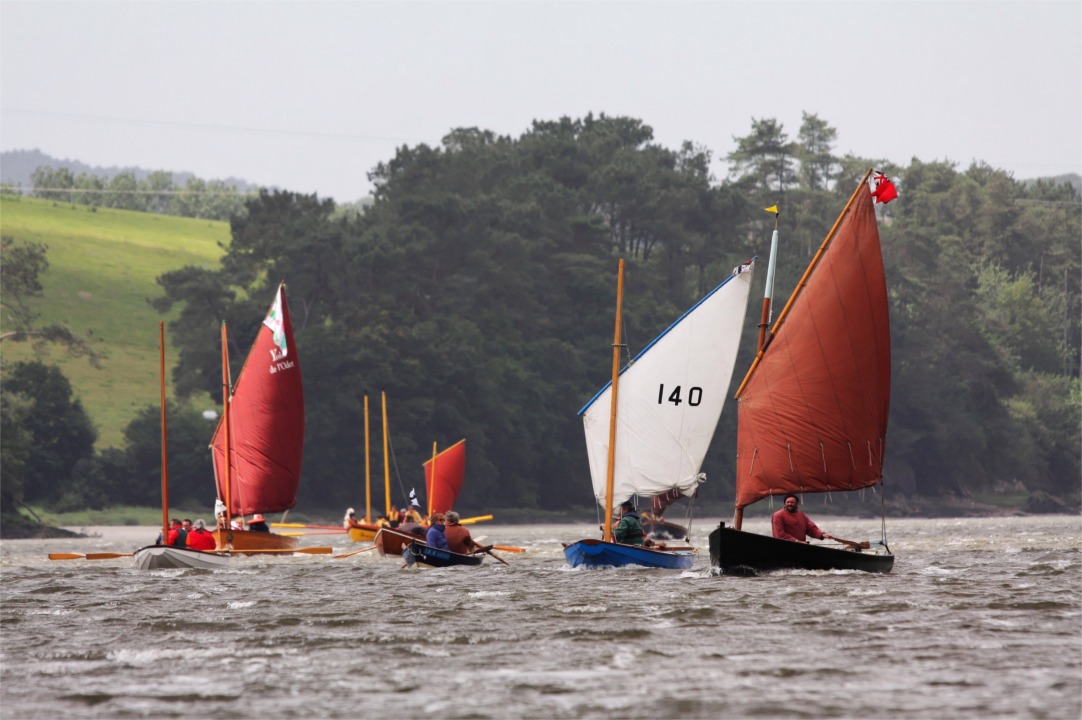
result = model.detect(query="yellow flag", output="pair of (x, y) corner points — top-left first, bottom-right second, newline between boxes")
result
(764, 204), (779, 214)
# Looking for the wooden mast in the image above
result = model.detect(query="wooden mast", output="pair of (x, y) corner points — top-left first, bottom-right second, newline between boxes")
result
(158, 322), (169, 543)
(221, 321), (233, 528)
(429, 442), (437, 517)
(382, 391), (391, 517)
(363, 393), (372, 523)
(603, 259), (625, 542)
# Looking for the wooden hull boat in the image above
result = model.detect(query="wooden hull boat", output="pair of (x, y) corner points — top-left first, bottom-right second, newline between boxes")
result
(403, 541), (484, 568)
(133, 545), (231, 570)
(212, 528), (298, 553)
(563, 538), (696, 570)
(708, 524), (894, 575)
(375, 527), (426, 557)
(347, 524), (380, 542)
(642, 518), (688, 541)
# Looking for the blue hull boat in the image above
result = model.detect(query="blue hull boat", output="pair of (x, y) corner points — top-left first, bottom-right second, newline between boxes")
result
(563, 538), (696, 570)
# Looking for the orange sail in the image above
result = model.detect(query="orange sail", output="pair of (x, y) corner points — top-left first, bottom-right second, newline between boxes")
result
(211, 283), (305, 516)
(423, 439), (466, 515)
(734, 182), (890, 509)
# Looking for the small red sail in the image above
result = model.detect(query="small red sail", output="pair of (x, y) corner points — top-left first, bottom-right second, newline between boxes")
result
(423, 439), (466, 516)
(212, 284), (304, 516)
(735, 186), (890, 509)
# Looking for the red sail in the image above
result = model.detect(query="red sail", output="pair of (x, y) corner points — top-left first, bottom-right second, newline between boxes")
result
(735, 186), (890, 509)
(211, 284), (304, 515)
(424, 439), (466, 515)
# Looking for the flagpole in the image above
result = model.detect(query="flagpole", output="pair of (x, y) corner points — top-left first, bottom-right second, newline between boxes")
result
(757, 205), (781, 352)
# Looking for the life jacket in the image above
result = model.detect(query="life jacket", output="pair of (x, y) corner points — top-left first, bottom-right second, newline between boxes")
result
(168, 527), (188, 548)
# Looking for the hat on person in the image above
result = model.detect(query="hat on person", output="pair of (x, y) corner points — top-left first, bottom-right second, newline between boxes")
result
(251, 514), (265, 522)
(445, 511), (460, 524)
(194, 519), (206, 530)
(346, 507), (355, 515)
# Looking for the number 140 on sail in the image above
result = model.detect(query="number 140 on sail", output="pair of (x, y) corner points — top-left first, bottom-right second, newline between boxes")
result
(657, 384), (703, 407)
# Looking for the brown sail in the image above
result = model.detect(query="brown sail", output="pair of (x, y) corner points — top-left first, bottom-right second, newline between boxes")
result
(735, 177), (891, 510)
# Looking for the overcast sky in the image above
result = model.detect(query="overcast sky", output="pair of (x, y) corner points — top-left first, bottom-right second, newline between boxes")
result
(3, 1), (1079, 203)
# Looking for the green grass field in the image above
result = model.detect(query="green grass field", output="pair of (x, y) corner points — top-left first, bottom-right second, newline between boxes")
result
(1, 195), (228, 447)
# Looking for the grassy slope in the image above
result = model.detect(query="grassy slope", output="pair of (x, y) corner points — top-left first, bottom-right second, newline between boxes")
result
(1, 196), (227, 447)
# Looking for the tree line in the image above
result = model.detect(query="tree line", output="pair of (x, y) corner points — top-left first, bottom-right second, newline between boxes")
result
(3, 112), (1079, 517)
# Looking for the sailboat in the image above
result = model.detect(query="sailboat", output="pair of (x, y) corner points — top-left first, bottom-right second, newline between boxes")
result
(133, 323), (230, 571)
(564, 256), (756, 569)
(709, 170), (896, 575)
(375, 439), (472, 558)
(210, 283), (304, 553)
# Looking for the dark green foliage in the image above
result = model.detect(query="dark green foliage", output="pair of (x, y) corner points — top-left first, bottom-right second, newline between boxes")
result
(1, 361), (97, 507)
(23, 113), (1079, 514)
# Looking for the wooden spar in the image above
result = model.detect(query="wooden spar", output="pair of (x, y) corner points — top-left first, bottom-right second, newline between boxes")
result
(221, 321), (233, 528)
(429, 441), (437, 517)
(757, 209), (781, 352)
(159, 322), (170, 544)
(382, 391), (391, 517)
(734, 168), (874, 400)
(603, 259), (625, 543)
(363, 393), (372, 523)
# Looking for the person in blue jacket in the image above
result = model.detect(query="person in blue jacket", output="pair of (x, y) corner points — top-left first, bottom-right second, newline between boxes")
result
(425, 513), (449, 550)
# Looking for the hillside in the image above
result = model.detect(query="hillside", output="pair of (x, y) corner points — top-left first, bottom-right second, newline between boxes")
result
(0, 195), (228, 447)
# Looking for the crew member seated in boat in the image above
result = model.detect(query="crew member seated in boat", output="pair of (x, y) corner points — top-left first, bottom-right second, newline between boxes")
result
(425, 513), (449, 550)
(247, 514), (270, 533)
(443, 511), (482, 554)
(164, 518), (187, 547)
(186, 519), (217, 550)
(772, 494), (833, 543)
(387, 507), (403, 527)
(403, 505), (425, 525)
(398, 512), (424, 537)
(343, 508), (366, 529)
(376, 514), (392, 528)
(612, 501), (648, 546)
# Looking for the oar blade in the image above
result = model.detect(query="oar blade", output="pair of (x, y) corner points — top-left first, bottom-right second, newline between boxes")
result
(48, 553), (84, 560)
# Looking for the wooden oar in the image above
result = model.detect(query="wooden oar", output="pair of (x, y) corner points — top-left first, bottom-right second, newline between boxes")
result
(86, 552), (134, 560)
(233, 546), (333, 555)
(459, 514), (493, 525)
(830, 536), (871, 550)
(491, 545), (525, 553)
(470, 544), (510, 566)
(333, 544), (380, 559)
(48, 553), (85, 560)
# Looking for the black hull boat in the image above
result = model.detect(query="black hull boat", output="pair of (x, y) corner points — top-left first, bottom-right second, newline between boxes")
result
(403, 541), (484, 568)
(709, 524), (894, 575)
(642, 518), (688, 541)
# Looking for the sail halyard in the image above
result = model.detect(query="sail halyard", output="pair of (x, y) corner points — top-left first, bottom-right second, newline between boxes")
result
(210, 283), (304, 517)
(734, 170), (889, 512)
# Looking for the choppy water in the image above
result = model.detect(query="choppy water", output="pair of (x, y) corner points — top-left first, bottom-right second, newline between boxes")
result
(2, 515), (1080, 719)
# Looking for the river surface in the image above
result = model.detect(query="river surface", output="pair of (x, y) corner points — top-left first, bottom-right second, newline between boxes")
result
(2, 515), (1079, 719)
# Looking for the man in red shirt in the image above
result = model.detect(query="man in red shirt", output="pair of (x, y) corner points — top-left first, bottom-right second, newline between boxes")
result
(443, 511), (483, 554)
(772, 494), (834, 543)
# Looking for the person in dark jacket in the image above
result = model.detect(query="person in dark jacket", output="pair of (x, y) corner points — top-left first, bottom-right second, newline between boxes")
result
(247, 514), (270, 532)
(613, 502), (645, 545)
(164, 518), (187, 548)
